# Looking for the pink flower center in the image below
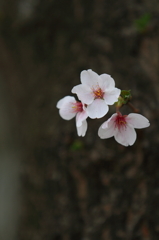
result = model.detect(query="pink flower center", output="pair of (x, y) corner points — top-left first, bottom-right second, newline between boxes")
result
(92, 86), (104, 99)
(72, 102), (83, 113)
(115, 114), (127, 130)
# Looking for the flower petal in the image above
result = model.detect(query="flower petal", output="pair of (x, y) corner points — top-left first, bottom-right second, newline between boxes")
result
(98, 122), (115, 139)
(76, 111), (88, 127)
(80, 69), (99, 87)
(56, 96), (75, 109)
(71, 84), (94, 104)
(101, 113), (117, 128)
(86, 99), (109, 119)
(114, 125), (136, 146)
(126, 113), (150, 129)
(104, 88), (121, 105)
(56, 96), (76, 120)
(77, 120), (87, 137)
(99, 74), (115, 91)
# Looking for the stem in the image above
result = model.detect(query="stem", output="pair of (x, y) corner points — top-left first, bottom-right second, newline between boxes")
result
(128, 102), (140, 113)
(116, 107), (120, 114)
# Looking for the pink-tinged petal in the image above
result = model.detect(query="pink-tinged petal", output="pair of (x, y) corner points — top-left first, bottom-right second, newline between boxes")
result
(59, 107), (76, 120)
(71, 84), (94, 104)
(77, 120), (87, 137)
(99, 74), (115, 91)
(57, 96), (76, 120)
(126, 113), (150, 129)
(76, 111), (88, 127)
(114, 129), (128, 146)
(98, 122), (115, 139)
(56, 96), (76, 109)
(114, 125), (136, 146)
(80, 69), (100, 87)
(104, 88), (121, 105)
(86, 99), (109, 119)
(101, 113), (117, 129)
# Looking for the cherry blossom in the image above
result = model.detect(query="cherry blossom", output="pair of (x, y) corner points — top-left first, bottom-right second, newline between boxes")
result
(71, 69), (121, 119)
(98, 112), (150, 146)
(56, 96), (88, 137)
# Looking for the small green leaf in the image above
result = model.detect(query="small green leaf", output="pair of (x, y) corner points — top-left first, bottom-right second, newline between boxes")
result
(134, 13), (151, 32)
(70, 140), (83, 151)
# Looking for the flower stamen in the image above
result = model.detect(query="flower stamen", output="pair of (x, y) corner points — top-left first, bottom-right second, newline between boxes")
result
(92, 85), (104, 99)
(115, 113), (127, 130)
(72, 102), (83, 113)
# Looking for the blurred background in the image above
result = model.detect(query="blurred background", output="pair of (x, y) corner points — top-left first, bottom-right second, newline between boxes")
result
(0, 0), (158, 239)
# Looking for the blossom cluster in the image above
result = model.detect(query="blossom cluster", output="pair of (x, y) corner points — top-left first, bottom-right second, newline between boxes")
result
(57, 69), (150, 146)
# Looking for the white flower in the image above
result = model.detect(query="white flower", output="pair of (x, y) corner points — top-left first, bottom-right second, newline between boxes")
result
(71, 69), (121, 119)
(98, 112), (150, 146)
(56, 96), (88, 137)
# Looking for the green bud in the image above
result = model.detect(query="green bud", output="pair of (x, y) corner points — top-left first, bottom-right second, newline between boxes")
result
(115, 90), (132, 108)
(120, 90), (132, 104)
